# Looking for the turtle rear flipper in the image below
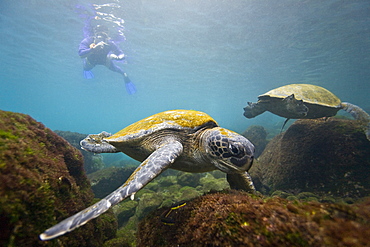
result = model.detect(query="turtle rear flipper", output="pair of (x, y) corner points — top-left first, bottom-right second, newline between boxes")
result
(243, 102), (266, 118)
(40, 141), (184, 240)
(341, 102), (370, 141)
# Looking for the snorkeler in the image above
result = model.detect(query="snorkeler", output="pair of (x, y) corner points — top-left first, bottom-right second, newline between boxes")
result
(78, 24), (136, 95)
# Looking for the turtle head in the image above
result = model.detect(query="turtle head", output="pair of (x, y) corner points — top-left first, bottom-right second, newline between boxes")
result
(283, 94), (308, 118)
(243, 102), (266, 118)
(80, 131), (119, 153)
(202, 127), (255, 173)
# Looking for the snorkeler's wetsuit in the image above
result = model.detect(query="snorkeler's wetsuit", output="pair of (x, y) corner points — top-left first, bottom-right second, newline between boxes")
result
(78, 37), (123, 65)
(78, 36), (126, 75)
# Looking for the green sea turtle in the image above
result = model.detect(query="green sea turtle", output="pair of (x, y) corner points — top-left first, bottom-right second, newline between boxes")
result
(243, 84), (370, 140)
(40, 110), (255, 240)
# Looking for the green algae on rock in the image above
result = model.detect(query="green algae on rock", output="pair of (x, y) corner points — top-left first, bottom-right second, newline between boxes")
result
(137, 191), (370, 246)
(249, 118), (370, 198)
(88, 166), (137, 198)
(0, 110), (117, 247)
(242, 125), (269, 158)
(55, 130), (105, 174)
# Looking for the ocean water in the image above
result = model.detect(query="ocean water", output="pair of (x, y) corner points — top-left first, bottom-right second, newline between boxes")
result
(1, 0), (369, 136)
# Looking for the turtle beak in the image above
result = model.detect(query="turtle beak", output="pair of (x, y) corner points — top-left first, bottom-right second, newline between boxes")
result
(229, 153), (254, 172)
(214, 154), (253, 174)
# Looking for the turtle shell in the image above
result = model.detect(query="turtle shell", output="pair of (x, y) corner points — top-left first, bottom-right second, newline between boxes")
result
(259, 84), (341, 108)
(106, 110), (218, 143)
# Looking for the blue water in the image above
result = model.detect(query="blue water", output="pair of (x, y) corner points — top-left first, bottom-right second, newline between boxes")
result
(1, 0), (369, 136)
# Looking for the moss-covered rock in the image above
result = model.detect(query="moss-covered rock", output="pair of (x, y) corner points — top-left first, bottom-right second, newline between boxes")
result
(135, 192), (164, 220)
(176, 172), (202, 187)
(242, 125), (269, 158)
(137, 191), (370, 246)
(55, 130), (105, 174)
(179, 186), (201, 201)
(108, 216), (138, 247)
(157, 175), (177, 187)
(114, 200), (139, 227)
(209, 170), (227, 179)
(88, 166), (137, 198)
(0, 110), (117, 246)
(199, 174), (229, 193)
(250, 119), (370, 198)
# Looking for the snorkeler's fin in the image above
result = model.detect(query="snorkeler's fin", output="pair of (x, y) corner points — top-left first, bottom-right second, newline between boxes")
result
(83, 70), (94, 79)
(125, 81), (137, 95)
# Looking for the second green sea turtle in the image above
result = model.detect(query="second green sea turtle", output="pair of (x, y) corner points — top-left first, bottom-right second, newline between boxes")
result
(243, 83), (370, 140)
(40, 109), (255, 240)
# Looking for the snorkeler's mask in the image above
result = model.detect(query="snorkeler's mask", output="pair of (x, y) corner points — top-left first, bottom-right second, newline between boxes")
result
(94, 32), (109, 44)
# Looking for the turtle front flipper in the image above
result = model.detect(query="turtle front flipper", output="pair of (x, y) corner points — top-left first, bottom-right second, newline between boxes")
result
(282, 94), (308, 118)
(227, 172), (256, 193)
(341, 102), (370, 141)
(243, 102), (266, 118)
(39, 141), (184, 240)
(80, 131), (119, 153)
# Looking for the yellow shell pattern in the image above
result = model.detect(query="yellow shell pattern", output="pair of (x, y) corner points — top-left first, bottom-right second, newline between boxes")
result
(107, 110), (218, 140)
(261, 84), (342, 107)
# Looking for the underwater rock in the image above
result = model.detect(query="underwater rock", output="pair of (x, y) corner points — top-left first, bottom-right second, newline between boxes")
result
(209, 170), (227, 179)
(242, 125), (269, 157)
(178, 186), (201, 201)
(108, 216), (140, 247)
(156, 175), (178, 187)
(176, 171), (202, 187)
(114, 200), (139, 227)
(249, 118), (370, 197)
(88, 166), (137, 198)
(135, 192), (164, 221)
(137, 191), (370, 246)
(199, 173), (229, 193)
(0, 110), (117, 246)
(55, 130), (104, 174)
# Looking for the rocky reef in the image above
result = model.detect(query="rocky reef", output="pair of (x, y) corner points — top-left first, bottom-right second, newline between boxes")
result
(137, 191), (370, 246)
(3, 110), (370, 247)
(88, 167), (228, 224)
(54, 130), (104, 174)
(87, 166), (137, 198)
(85, 167), (229, 246)
(249, 118), (370, 197)
(242, 125), (269, 158)
(0, 110), (117, 246)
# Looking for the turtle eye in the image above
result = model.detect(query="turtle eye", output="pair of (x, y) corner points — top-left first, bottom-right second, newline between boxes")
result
(229, 143), (239, 155)
(228, 143), (244, 158)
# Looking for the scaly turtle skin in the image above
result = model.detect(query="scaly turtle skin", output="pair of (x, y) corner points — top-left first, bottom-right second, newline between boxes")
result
(243, 84), (370, 140)
(40, 110), (255, 240)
